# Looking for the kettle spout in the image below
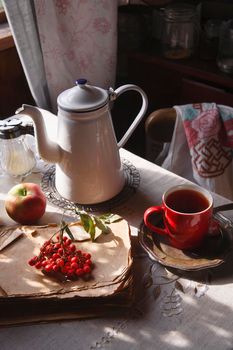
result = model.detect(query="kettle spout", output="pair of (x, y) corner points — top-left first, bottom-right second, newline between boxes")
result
(16, 104), (61, 163)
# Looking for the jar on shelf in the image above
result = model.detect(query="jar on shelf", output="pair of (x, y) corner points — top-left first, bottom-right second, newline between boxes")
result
(217, 19), (233, 74)
(199, 19), (221, 60)
(162, 3), (200, 60)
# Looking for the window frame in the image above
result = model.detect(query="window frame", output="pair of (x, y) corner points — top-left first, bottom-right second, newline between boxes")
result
(0, 8), (14, 51)
(0, 8), (6, 23)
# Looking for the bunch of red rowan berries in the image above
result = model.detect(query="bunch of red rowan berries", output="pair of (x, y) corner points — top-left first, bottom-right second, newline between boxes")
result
(28, 233), (93, 281)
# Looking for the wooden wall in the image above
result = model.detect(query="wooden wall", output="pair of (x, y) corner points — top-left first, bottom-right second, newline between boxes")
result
(0, 46), (34, 118)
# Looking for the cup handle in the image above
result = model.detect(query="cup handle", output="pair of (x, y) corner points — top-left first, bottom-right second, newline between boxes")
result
(143, 205), (169, 235)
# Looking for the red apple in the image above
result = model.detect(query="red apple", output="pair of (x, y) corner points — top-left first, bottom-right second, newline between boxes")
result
(5, 183), (47, 225)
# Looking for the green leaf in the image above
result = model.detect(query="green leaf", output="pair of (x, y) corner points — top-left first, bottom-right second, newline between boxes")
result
(98, 213), (111, 220)
(73, 209), (121, 241)
(64, 225), (75, 241)
(94, 217), (111, 234)
(99, 213), (122, 224)
(88, 218), (96, 242)
(79, 212), (96, 241)
(79, 213), (91, 232)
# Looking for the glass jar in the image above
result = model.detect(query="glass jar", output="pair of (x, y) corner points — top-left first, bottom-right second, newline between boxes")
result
(217, 19), (233, 74)
(162, 3), (200, 59)
(0, 118), (36, 179)
(199, 19), (221, 60)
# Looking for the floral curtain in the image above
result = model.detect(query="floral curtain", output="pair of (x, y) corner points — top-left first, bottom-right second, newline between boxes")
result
(3, 0), (119, 112)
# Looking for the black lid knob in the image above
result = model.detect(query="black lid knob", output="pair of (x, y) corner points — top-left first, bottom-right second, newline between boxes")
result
(76, 78), (87, 85)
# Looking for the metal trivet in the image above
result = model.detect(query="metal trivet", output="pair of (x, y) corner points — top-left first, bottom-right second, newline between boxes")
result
(41, 158), (140, 212)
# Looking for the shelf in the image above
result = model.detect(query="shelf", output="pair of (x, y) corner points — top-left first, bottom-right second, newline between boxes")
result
(129, 52), (233, 91)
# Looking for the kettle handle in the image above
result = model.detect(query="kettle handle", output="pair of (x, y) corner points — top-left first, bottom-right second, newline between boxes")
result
(112, 84), (148, 148)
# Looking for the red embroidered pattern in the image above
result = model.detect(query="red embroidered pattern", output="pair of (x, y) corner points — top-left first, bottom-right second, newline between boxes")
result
(191, 139), (232, 178)
(182, 106), (232, 177)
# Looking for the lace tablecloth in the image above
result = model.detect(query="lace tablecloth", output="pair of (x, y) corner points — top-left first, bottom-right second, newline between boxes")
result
(1, 149), (233, 350)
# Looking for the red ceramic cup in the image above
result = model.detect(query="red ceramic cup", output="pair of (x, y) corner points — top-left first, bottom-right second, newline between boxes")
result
(143, 184), (213, 250)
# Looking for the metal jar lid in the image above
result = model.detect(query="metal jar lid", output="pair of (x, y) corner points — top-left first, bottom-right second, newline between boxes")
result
(0, 118), (23, 139)
(164, 3), (197, 22)
(57, 79), (109, 112)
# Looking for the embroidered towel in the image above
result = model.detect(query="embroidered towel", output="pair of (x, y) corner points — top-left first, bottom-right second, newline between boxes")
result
(162, 103), (233, 200)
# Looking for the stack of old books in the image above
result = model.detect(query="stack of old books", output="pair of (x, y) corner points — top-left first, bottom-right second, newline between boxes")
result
(0, 218), (134, 326)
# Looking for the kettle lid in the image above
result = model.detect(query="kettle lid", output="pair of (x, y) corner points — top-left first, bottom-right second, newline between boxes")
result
(57, 79), (109, 112)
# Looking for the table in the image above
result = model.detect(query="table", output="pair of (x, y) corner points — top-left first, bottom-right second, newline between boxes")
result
(1, 148), (233, 350)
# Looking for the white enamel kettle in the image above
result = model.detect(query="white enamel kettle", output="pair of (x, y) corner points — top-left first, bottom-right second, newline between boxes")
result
(16, 79), (148, 204)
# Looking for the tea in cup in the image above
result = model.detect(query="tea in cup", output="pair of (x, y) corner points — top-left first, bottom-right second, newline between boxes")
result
(143, 184), (213, 250)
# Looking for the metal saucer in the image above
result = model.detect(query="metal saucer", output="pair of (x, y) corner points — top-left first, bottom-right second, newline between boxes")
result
(41, 158), (140, 213)
(138, 212), (233, 271)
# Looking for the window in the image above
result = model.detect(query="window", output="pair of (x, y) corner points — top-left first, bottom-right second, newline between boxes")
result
(0, 1), (14, 50)
(0, 0), (5, 23)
